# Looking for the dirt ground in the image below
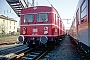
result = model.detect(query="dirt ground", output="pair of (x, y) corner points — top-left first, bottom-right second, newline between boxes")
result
(0, 36), (20, 48)
(0, 36), (18, 44)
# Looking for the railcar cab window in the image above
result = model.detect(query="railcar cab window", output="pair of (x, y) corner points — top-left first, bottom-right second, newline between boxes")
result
(54, 14), (56, 24)
(24, 14), (34, 22)
(36, 13), (48, 22)
(54, 14), (57, 24)
(81, 0), (87, 19)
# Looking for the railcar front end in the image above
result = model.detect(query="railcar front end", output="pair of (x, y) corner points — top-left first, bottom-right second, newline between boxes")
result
(18, 6), (64, 47)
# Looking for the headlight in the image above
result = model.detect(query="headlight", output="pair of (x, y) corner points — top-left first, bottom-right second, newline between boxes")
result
(22, 27), (26, 34)
(23, 31), (26, 34)
(44, 31), (48, 35)
(44, 26), (48, 30)
(44, 26), (48, 35)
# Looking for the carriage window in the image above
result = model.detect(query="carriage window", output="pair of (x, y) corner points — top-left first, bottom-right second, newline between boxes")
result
(54, 14), (58, 24)
(54, 14), (56, 24)
(37, 13), (48, 22)
(24, 14), (34, 22)
(81, 0), (87, 18)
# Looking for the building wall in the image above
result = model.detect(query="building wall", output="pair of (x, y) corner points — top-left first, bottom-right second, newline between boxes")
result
(0, 18), (3, 33)
(0, 15), (17, 34)
(8, 20), (17, 33)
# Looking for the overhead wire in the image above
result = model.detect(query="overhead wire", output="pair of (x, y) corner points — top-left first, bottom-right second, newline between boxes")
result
(47, 0), (51, 5)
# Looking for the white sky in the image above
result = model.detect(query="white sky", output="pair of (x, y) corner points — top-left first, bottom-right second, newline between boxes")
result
(0, 0), (79, 29)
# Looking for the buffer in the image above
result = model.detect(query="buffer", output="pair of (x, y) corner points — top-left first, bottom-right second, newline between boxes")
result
(6, 0), (28, 17)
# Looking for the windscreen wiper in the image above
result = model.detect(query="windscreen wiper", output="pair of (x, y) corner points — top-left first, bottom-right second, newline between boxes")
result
(25, 19), (29, 24)
(42, 17), (48, 22)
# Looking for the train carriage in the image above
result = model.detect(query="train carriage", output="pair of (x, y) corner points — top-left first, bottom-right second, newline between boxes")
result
(69, 0), (90, 57)
(6, 0), (65, 47)
(18, 6), (65, 47)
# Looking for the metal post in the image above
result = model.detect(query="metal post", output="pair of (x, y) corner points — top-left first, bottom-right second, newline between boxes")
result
(61, 19), (71, 24)
(32, 0), (35, 6)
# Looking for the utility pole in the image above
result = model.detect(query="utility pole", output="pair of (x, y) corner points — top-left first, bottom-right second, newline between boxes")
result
(61, 19), (71, 24)
(61, 19), (71, 34)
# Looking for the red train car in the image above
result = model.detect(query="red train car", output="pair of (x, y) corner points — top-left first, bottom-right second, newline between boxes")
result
(18, 6), (65, 47)
(69, 0), (90, 58)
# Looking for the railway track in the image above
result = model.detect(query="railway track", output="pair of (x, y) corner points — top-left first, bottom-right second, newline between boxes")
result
(0, 44), (26, 55)
(0, 44), (29, 60)
(0, 39), (62, 60)
(70, 36), (90, 60)
(77, 46), (90, 60)
(10, 46), (53, 60)
(0, 42), (15, 45)
(0, 45), (54, 60)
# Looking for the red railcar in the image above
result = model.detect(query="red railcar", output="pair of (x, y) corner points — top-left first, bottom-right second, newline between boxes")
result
(6, 0), (65, 47)
(18, 6), (65, 47)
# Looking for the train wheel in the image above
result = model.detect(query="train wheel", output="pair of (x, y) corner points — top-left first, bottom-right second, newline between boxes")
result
(23, 39), (31, 48)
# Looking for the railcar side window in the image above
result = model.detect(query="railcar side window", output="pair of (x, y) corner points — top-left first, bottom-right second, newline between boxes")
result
(24, 14), (34, 22)
(73, 18), (76, 28)
(37, 13), (48, 22)
(81, 0), (87, 18)
(54, 14), (58, 24)
(54, 14), (56, 24)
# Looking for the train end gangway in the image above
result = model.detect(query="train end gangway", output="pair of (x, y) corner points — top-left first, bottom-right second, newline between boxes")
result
(6, 0), (28, 17)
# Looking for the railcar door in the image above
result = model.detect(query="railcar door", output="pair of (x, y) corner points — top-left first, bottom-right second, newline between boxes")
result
(76, 8), (80, 41)
(76, 9), (79, 40)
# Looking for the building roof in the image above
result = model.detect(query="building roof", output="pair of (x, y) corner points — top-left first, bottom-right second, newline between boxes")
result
(0, 15), (17, 22)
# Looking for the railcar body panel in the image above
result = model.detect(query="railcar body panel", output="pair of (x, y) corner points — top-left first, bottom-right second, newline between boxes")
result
(19, 6), (64, 42)
(7, 0), (65, 47)
(88, 0), (90, 46)
(69, 0), (90, 55)
(70, 0), (89, 46)
(76, 0), (89, 46)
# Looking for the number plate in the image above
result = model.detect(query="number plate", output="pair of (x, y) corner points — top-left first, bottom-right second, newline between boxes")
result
(33, 29), (38, 32)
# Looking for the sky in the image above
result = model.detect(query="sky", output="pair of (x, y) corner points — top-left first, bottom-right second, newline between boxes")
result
(0, 0), (79, 29)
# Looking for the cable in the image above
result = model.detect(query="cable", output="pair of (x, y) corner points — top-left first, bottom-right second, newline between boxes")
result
(47, 0), (51, 5)
(47, 0), (54, 7)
